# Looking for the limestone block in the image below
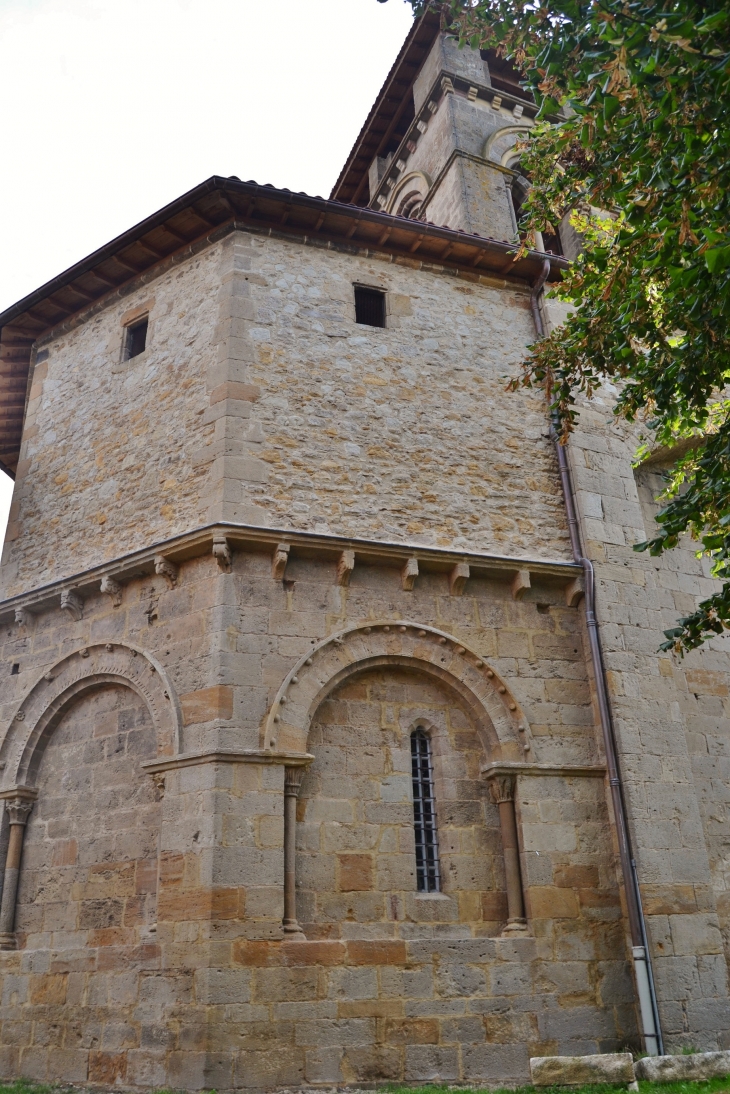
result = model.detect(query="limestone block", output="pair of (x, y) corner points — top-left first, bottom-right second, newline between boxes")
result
(530, 1052), (636, 1086)
(635, 1050), (730, 1082)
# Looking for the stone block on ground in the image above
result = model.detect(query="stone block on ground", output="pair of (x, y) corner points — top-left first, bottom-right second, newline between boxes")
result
(635, 1050), (730, 1083)
(531, 1052), (636, 1087)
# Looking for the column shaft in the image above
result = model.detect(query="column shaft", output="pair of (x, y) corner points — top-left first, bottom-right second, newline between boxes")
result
(282, 767), (305, 940)
(0, 798), (34, 949)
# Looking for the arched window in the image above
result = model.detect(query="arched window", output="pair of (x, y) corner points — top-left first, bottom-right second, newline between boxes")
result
(410, 728), (441, 892)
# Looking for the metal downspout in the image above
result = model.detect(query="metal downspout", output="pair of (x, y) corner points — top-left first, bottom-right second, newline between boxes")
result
(531, 262), (663, 1056)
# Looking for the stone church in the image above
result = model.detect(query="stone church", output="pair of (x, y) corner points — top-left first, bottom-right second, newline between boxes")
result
(0, 9), (728, 1090)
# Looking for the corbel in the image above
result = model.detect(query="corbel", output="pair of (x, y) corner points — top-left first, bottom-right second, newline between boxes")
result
(100, 574), (123, 608)
(212, 534), (232, 573)
(336, 549), (355, 588)
(402, 557), (419, 592)
(272, 543), (290, 581)
(440, 77), (454, 96)
(491, 94), (502, 112)
(565, 574), (585, 607)
(511, 570), (531, 600)
(154, 555), (179, 588)
(513, 103), (524, 119)
(14, 608), (33, 627)
(467, 86), (478, 101)
(449, 562), (470, 596)
(60, 588), (83, 621)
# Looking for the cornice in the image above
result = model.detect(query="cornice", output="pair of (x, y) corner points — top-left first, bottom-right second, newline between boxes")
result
(0, 520), (581, 625)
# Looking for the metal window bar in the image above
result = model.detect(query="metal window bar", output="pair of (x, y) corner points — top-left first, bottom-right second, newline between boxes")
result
(411, 729), (441, 893)
(354, 286), (386, 328)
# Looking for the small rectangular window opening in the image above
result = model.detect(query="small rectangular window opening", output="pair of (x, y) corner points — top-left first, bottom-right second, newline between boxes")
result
(354, 286), (386, 328)
(411, 728), (441, 892)
(11, 663), (20, 675)
(125, 317), (148, 360)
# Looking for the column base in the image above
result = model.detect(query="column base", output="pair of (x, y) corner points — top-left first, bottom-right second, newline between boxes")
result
(0, 933), (17, 951)
(501, 918), (528, 936)
(282, 921), (307, 942)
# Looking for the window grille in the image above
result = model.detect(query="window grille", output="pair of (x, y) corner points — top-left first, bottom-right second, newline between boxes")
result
(125, 317), (148, 359)
(411, 728), (441, 892)
(354, 286), (386, 328)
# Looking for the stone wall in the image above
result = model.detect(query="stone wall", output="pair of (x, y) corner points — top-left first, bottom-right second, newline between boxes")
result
(0, 538), (638, 1088)
(568, 401), (730, 1050)
(1, 227), (571, 599)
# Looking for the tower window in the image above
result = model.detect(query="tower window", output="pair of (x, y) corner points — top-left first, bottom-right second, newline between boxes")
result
(125, 317), (148, 360)
(354, 286), (386, 328)
(411, 728), (441, 893)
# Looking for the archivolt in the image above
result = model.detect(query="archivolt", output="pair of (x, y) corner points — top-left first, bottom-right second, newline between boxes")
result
(261, 621), (529, 760)
(1, 643), (182, 788)
(484, 125), (532, 166)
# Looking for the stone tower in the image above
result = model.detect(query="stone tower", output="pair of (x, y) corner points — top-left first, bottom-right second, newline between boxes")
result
(0, 11), (728, 1090)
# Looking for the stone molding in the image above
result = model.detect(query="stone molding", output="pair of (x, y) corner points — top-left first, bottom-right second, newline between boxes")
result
(481, 761), (607, 778)
(142, 749), (315, 774)
(262, 620), (530, 758)
(0, 643), (183, 787)
(0, 521), (581, 626)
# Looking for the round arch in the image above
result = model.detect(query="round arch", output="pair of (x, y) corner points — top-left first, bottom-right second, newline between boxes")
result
(484, 125), (532, 167)
(387, 171), (432, 218)
(1, 643), (182, 788)
(261, 621), (530, 761)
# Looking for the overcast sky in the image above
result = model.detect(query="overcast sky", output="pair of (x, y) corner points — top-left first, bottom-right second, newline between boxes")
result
(0, 0), (415, 546)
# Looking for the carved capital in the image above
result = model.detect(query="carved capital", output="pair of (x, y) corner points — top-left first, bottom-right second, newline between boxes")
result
(60, 588), (83, 621)
(449, 562), (469, 596)
(401, 557), (419, 592)
(5, 798), (33, 826)
(272, 543), (290, 581)
(487, 774), (516, 805)
(154, 555), (179, 588)
(100, 574), (123, 607)
(284, 766), (305, 797)
(212, 535), (232, 573)
(336, 549), (355, 588)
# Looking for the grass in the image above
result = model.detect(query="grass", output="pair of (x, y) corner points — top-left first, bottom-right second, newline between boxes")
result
(383, 1081), (730, 1094)
(0, 1079), (725, 1094)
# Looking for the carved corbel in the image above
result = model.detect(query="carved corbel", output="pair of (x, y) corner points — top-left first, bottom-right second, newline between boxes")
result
(441, 76), (454, 95)
(336, 550), (355, 588)
(154, 555), (179, 588)
(565, 574), (585, 607)
(402, 557), (419, 592)
(212, 534), (232, 573)
(14, 608), (32, 627)
(272, 543), (290, 581)
(467, 85), (478, 101)
(449, 562), (469, 596)
(511, 570), (531, 600)
(100, 575), (123, 608)
(60, 588), (83, 621)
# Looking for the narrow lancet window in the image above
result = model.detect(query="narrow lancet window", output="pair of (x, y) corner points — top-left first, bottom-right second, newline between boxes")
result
(411, 729), (441, 892)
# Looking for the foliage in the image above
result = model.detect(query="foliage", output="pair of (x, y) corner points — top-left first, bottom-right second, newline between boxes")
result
(387, 0), (730, 653)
